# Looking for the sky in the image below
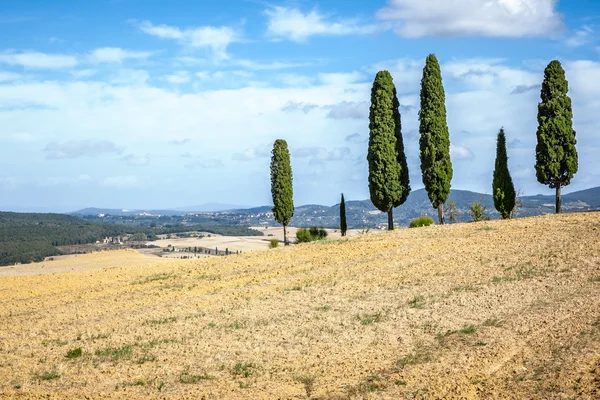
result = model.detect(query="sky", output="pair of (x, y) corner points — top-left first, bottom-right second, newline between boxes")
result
(0, 0), (599, 212)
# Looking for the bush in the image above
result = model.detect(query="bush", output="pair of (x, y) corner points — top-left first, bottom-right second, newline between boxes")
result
(296, 229), (312, 243)
(409, 216), (435, 228)
(296, 227), (328, 243)
(470, 199), (490, 222)
(269, 238), (279, 249)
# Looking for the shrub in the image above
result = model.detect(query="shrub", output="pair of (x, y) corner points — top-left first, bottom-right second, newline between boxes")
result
(469, 199), (490, 222)
(269, 238), (279, 249)
(409, 216), (435, 228)
(296, 229), (312, 243)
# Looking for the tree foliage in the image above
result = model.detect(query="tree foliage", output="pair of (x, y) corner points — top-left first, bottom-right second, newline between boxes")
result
(270, 139), (294, 244)
(419, 54), (453, 224)
(535, 59), (578, 213)
(492, 128), (516, 219)
(367, 70), (409, 230)
(340, 193), (347, 237)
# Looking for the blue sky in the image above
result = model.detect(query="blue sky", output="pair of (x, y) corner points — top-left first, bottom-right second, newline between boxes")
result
(0, 0), (599, 212)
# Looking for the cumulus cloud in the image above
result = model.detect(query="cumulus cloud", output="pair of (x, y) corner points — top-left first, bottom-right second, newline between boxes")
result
(122, 154), (150, 166)
(265, 6), (379, 42)
(325, 101), (368, 120)
(294, 146), (351, 164)
(564, 25), (594, 47)
(0, 51), (77, 69)
(101, 175), (141, 188)
(165, 70), (190, 84)
(511, 84), (539, 94)
(232, 144), (271, 161)
(168, 138), (191, 145)
(376, 0), (563, 38)
(88, 47), (153, 63)
(450, 144), (475, 161)
(136, 20), (238, 59)
(281, 101), (319, 114)
(43, 140), (124, 159)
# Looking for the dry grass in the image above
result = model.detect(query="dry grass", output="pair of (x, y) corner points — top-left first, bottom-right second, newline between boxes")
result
(1, 213), (600, 399)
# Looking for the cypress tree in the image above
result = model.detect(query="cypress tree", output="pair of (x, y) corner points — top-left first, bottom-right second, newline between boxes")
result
(492, 128), (516, 219)
(270, 139), (294, 245)
(419, 54), (453, 224)
(535, 60), (578, 213)
(367, 70), (409, 230)
(340, 193), (347, 237)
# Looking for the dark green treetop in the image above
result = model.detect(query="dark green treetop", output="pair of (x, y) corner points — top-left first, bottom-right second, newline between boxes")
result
(492, 128), (516, 219)
(340, 193), (347, 237)
(535, 60), (578, 202)
(419, 54), (453, 223)
(270, 139), (294, 230)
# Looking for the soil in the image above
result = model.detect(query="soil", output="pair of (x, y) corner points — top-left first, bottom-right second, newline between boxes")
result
(0, 212), (599, 399)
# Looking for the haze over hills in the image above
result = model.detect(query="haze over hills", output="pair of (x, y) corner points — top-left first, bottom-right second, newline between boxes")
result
(72, 186), (600, 229)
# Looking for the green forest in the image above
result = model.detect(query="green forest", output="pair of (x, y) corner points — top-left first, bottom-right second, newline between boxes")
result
(0, 212), (262, 266)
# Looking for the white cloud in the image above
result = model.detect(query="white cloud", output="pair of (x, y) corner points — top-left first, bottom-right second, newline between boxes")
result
(294, 146), (351, 164)
(234, 59), (310, 71)
(0, 51), (78, 69)
(165, 70), (190, 84)
(376, 0), (563, 38)
(137, 20), (238, 59)
(101, 175), (141, 189)
(325, 100), (368, 120)
(232, 144), (271, 161)
(450, 144), (475, 160)
(70, 69), (97, 79)
(564, 25), (594, 47)
(122, 154), (150, 166)
(265, 6), (379, 42)
(0, 71), (24, 82)
(88, 47), (153, 63)
(43, 140), (124, 159)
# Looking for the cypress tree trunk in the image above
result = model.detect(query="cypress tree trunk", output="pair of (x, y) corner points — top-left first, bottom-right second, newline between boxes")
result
(555, 185), (561, 214)
(437, 204), (445, 225)
(283, 225), (288, 246)
(387, 210), (394, 230)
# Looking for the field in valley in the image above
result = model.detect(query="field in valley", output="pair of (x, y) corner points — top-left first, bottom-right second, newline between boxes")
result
(1, 213), (599, 399)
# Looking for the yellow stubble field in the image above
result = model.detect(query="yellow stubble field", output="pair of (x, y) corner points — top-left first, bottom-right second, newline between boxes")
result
(1, 212), (600, 399)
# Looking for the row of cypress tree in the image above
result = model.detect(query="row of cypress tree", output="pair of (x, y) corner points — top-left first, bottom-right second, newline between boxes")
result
(367, 54), (578, 229)
(270, 56), (578, 240)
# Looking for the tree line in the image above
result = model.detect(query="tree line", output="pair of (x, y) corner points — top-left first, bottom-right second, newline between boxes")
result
(269, 55), (578, 236)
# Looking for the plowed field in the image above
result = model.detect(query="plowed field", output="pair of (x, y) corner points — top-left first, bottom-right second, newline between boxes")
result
(1, 213), (599, 399)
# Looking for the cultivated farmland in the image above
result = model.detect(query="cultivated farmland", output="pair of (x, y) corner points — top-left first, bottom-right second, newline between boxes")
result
(1, 213), (599, 399)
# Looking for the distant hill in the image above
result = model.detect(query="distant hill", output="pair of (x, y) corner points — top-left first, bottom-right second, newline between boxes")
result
(71, 186), (600, 229)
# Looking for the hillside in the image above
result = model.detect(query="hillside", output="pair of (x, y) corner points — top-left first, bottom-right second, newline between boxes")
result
(1, 213), (599, 398)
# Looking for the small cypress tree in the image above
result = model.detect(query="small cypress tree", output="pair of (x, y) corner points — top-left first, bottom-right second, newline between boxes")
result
(535, 60), (578, 213)
(270, 139), (294, 245)
(492, 128), (516, 219)
(340, 193), (347, 237)
(419, 54), (453, 224)
(367, 70), (403, 230)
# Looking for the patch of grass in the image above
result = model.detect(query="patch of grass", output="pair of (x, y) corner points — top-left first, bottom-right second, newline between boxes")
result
(482, 318), (502, 327)
(65, 347), (82, 359)
(397, 346), (431, 369)
(492, 262), (545, 284)
(238, 381), (251, 388)
(268, 238), (279, 249)
(88, 333), (110, 340)
(229, 320), (245, 330)
(316, 305), (331, 311)
(451, 284), (479, 293)
(207, 322), (216, 328)
(436, 325), (477, 344)
(475, 341), (487, 347)
(395, 379), (407, 386)
(408, 294), (426, 309)
(357, 312), (383, 325)
(178, 366), (215, 384)
(459, 324), (477, 335)
(295, 375), (316, 398)
(32, 366), (60, 381)
(143, 316), (177, 326)
(94, 344), (132, 361)
(478, 225), (496, 231)
(592, 321), (600, 327)
(409, 216), (435, 228)
(136, 353), (157, 364)
(233, 362), (255, 378)
(132, 273), (176, 285)
(284, 286), (302, 292)
(589, 275), (600, 283)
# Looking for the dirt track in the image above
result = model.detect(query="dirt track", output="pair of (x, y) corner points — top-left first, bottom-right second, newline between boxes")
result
(0, 213), (599, 399)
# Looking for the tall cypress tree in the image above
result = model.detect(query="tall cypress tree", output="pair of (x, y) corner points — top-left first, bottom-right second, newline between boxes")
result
(340, 193), (347, 237)
(367, 70), (409, 230)
(492, 128), (516, 219)
(270, 139), (294, 245)
(419, 54), (453, 224)
(535, 60), (578, 213)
